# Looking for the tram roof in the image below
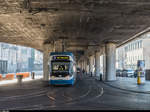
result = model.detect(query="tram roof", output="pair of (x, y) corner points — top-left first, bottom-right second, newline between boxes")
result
(50, 52), (74, 58)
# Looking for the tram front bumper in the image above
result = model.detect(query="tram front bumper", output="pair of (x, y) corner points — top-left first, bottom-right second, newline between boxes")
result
(50, 79), (75, 85)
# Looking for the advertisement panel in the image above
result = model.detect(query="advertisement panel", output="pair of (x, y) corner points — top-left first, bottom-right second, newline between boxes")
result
(137, 60), (145, 84)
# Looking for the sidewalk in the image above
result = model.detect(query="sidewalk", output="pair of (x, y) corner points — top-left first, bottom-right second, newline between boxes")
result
(103, 77), (150, 93)
(0, 75), (43, 86)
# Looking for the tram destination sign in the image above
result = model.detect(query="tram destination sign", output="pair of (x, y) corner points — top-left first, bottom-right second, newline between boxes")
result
(54, 56), (70, 60)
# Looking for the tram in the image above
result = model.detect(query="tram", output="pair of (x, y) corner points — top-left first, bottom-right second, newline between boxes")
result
(49, 52), (77, 85)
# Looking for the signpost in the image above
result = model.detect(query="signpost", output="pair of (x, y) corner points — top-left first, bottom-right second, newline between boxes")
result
(137, 60), (145, 84)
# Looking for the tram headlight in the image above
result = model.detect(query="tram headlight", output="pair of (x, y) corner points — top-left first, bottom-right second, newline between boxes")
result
(65, 75), (70, 80)
(51, 76), (55, 79)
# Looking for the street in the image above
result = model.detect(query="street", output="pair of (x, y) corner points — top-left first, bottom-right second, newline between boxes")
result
(0, 73), (150, 110)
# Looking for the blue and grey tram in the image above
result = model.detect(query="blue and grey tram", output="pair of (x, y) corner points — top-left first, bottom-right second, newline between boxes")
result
(49, 52), (77, 85)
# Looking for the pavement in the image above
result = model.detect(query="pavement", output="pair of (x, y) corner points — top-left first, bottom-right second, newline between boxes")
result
(103, 77), (150, 94)
(1, 74), (150, 110)
(0, 71), (43, 86)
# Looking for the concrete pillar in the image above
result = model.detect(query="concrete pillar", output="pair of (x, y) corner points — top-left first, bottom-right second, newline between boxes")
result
(79, 61), (82, 69)
(80, 61), (82, 69)
(95, 52), (100, 78)
(92, 55), (95, 75)
(81, 60), (83, 70)
(84, 59), (87, 74)
(102, 46), (106, 81)
(105, 43), (116, 81)
(82, 60), (84, 70)
(43, 44), (54, 81)
(89, 55), (93, 76)
(87, 59), (90, 74)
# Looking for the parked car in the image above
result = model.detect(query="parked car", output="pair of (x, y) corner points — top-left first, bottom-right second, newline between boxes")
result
(127, 69), (134, 77)
(122, 69), (127, 77)
(134, 70), (138, 78)
(116, 69), (122, 77)
(122, 69), (134, 77)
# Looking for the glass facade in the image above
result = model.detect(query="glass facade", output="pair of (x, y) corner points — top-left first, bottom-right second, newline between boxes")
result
(0, 42), (43, 74)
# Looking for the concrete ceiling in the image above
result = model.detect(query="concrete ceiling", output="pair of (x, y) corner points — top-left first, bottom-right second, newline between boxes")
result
(0, 0), (150, 58)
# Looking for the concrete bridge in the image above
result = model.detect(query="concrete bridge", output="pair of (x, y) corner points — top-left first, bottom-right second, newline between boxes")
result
(0, 0), (150, 82)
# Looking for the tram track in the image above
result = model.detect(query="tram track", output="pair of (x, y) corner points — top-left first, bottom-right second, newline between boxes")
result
(1, 75), (105, 110)
(16, 85), (104, 110)
(46, 78), (104, 106)
(47, 85), (92, 103)
(0, 89), (47, 102)
(2, 74), (150, 110)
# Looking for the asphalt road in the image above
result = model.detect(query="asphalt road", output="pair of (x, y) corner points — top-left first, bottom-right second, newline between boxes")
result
(0, 73), (150, 110)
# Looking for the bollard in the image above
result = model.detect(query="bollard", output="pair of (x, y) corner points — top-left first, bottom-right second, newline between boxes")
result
(17, 75), (23, 86)
(31, 72), (35, 79)
(137, 71), (141, 85)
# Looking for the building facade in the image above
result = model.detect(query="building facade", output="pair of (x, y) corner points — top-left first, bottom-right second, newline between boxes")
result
(0, 42), (43, 74)
(116, 32), (150, 70)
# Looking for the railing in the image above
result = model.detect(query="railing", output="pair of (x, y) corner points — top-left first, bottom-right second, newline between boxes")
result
(0, 71), (43, 81)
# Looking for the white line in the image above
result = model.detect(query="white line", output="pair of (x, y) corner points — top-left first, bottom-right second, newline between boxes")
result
(0, 90), (47, 101)
(96, 87), (104, 98)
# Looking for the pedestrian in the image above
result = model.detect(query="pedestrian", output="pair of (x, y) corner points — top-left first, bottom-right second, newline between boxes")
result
(83, 69), (85, 74)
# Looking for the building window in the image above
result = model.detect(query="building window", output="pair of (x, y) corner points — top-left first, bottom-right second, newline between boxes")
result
(139, 40), (142, 48)
(125, 47), (127, 52)
(141, 40), (142, 48)
(135, 42), (137, 50)
(138, 41), (139, 49)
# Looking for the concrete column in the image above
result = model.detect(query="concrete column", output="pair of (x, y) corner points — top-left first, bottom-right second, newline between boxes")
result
(89, 56), (93, 76)
(80, 60), (82, 70)
(92, 55), (95, 75)
(105, 43), (116, 81)
(84, 59), (87, 74)
(43, 44), (54, 81)
(95, 52), (100, 78)
(81, 60), (83, 70)
(86, 58), (89, 74)
(102, 46), (106, 81)
(82, 58), (87, 74)
(79, 61), (82, 69)
(82, 60), (84, 70)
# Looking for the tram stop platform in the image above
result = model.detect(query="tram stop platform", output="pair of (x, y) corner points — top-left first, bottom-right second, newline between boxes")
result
(103, 77), (150, 94)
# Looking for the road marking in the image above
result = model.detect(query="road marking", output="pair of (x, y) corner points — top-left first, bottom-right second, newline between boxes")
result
(0, 90), (47, 102)
(47, 93), (56, 101)
(96, 87), (104, 98)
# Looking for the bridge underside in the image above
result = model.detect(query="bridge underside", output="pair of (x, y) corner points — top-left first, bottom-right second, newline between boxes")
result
(0, 0), (150, 53)
(0, 0), (150, 81)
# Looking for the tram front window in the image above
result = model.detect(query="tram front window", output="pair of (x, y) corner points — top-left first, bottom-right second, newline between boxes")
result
(51, 62), (70, 77)
(52, 62), (70, 72)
